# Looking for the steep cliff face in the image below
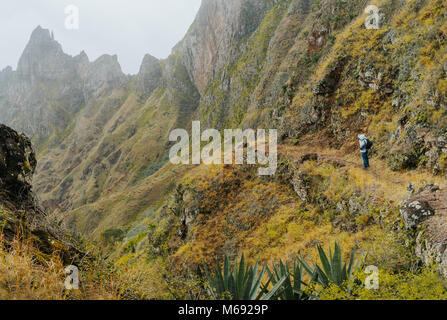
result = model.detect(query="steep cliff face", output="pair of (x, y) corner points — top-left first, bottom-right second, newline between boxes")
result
(0, 124), (77, 263)
(274, 0), (447, 175)
(136, 54), (163, 97)
(0, 66), (13, 93)
(15, 0), (277, 238)
(1, 27), (82, 140)
(174, 0), (275, 95)
(82, 54), (128, 98)
(0, 124), (36, 204)
(1, 1), (447, 296)
(16, 26), (75, 81)
(191, 0), (369, 130)
(23, 34), (200, 238)
(0, 26), (129, 147)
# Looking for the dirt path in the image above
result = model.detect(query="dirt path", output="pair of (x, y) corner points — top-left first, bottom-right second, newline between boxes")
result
(276, 144), (447, 203)
(278, 144), (405, 184)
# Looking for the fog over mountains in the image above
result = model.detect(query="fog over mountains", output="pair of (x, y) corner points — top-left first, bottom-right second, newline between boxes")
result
(0, 0), (202, 74)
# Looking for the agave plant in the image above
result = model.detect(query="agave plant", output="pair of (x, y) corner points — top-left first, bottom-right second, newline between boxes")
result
(264, 259), (310, 300)
(299, 242), (360, 290)
(202, 254), (286, 300)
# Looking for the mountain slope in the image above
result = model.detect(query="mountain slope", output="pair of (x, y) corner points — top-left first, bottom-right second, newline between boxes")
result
(0, 123), (80, 264)
(1, 0), (447, 299)
(0, 0), (281, 239)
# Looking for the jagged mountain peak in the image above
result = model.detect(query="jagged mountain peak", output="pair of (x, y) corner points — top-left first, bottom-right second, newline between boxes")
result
(75, 50), (89, 62)
(140, 53), (159, 67)
(87, 54), (125, 80)
(92, 54), (121, 67)
(1, 66), (13, 73)
(82, 54), (127, 95)
(73, 50), (90, 72)
(16, 26), (70, 79)
(28, 25), (54, 43)
(173, 0), (274, 94)
(137, 54), (162, 96)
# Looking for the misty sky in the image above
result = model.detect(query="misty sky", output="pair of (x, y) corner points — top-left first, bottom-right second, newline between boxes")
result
(0, 0), (202, 74)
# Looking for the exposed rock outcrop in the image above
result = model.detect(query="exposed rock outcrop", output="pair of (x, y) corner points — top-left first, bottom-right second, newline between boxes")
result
(0, 66), (13, 93)
(400, 184), (447, 276)
(136, 54), (162, 97)
(400, 199), (435, 229)
(0, 124), (36, 203)
(174, 0), (274, 95)
(0, 26), (126, 140)
(168, 185), (202, 240)
(0, 124), (79, 263)
(82, 54), (127, 97)
(16, 26), (75, 81)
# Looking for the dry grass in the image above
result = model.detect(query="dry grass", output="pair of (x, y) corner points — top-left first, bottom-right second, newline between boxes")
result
(0, 232), (165, 300)
(279, 143), (447, 202)
(168, 141), (442, 275)
(0, 235), (68, 300)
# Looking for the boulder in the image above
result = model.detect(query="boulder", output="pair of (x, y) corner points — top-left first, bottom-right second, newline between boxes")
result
(0, 124), (36, 202)
(400, 184), (447, 276)
(400, 200), (434, 229)
(0, 124), (80, 263)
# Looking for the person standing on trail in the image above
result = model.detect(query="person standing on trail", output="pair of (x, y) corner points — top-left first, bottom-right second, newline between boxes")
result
(358, 134), (372, 169)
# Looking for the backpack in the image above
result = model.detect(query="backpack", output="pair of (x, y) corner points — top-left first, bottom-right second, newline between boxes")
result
(365, 138), (373, 150)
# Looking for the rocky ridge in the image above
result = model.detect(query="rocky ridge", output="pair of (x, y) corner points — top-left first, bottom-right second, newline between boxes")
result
(0, 124), (79, 263)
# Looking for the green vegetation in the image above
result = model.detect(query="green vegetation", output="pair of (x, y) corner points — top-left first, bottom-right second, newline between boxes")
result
(3, 0), (447, 301)
(299, 243), (359, 290)
(201, 254), (286, 300)
(265, 259), (310, 300)
(200, 243), (447, 300)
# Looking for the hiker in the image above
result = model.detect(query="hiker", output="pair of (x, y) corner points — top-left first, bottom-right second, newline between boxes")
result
(358, 134), (372, 169)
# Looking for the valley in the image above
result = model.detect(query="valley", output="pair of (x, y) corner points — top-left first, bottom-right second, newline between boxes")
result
(1, 0), (447, 300)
